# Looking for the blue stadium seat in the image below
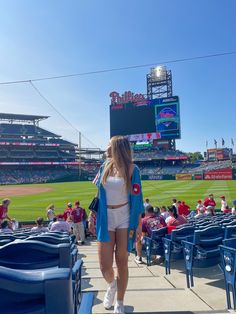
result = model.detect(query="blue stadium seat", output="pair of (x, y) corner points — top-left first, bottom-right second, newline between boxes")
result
(0, 266), (74, 314)
(143, 227), (167, 266)
(219, 238), (236, 310)
(163, 226), (195, 275)
(224, 225), (236, 239)
(182, 225), (224, 288)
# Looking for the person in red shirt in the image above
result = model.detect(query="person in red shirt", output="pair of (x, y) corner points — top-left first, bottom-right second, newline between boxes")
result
(135, 205), (166, 264)
(178, 201), (190, 217)
(0, 199), (11, 223)
(203, 194), (216, 215)
(63, 202), (73, 221)
(166, 205), (187, 227)
(70, 201), (85, 244)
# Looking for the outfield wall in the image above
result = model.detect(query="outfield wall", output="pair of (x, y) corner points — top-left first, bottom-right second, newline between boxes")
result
(141, 168), (233, 180)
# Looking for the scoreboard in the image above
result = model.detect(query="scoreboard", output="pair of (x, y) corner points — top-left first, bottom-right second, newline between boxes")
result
(110, 96), (180, 141)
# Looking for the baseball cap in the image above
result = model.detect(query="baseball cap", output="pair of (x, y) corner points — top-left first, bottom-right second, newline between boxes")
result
(57, 214), (64, 219)
(220, 196), (225, 198)
(197, 200), (202, 203)
(67, 202), (72, 207)
(233, 200), (236, 205)
(75, 201), (80, 205)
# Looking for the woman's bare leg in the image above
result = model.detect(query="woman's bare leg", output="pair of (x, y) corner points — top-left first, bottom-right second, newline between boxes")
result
(97, 231), (116, 283)
(115, 228), (129, 301)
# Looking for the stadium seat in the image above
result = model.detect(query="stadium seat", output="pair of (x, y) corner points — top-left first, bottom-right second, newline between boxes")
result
(163, 226), (195, 275)
(224, 225), (236, 239)
(219, 238), (236, 310)
(182, 225), (224, 288)
(0, 266), (74, 314)
(142, 227), (167, 266)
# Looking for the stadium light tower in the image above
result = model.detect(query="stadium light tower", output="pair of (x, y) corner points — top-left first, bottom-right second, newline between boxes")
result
(146, 65), (173, 99)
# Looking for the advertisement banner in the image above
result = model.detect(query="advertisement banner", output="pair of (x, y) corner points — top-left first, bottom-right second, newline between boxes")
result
(204, 168), (232, 180)
(193, 174), (203, 180)
(176, 173), (192, 180)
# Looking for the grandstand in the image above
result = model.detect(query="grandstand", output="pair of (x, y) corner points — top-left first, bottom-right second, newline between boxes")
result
(0, 113), (80, 184)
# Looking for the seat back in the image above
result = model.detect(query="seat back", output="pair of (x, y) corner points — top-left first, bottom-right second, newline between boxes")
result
(0, 266), (73, 314)
(224, 226), (236, 240)
(194, 226), (224, 247)
(0, 240), (71, 269)
(26, 235), (70, 245)
(171, 226), (195, 243)
(151, 227), (168, 240)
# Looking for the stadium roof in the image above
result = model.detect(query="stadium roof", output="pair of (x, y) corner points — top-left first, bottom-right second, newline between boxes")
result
(0, 113), (49, 122)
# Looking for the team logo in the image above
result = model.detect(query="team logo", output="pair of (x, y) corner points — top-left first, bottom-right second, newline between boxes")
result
(157, 107), (176, 127)
(133, 183), (140, 195)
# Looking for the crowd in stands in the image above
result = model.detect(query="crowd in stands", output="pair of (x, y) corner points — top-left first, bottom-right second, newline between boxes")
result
(0, 168), (78, 184)
(135, 194), (236, 264)
(133, 149), (186, 161)
(0, 198), (97, 246)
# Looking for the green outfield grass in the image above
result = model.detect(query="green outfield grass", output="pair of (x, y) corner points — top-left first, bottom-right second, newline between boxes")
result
(4, 180), (236, 221)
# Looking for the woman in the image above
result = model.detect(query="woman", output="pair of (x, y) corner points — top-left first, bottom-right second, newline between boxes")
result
(93, 136), (144, 314)
(46, 204), (55, 221)
(166, 205), (187, 227)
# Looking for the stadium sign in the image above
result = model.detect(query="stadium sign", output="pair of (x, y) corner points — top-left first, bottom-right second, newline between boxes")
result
(110, 91), (146, 105)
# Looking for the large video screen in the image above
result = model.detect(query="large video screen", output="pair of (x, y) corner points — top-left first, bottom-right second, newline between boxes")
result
(110, 96), (180, 140)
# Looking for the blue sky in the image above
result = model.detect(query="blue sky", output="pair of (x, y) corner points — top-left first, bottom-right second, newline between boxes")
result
(0, 0), (235, 153)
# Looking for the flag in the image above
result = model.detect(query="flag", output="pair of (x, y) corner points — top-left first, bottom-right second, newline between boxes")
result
(222, 138), (225, 147)
(231, 138), (234, 147)
(214, 139), (217, 147)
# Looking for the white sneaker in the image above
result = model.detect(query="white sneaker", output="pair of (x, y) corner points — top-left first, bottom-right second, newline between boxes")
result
(103, 279), (117, 309)
(135, 256), (143, 264)
(114, 301), (125, 313)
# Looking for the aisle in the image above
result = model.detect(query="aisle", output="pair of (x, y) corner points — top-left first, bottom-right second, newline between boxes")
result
(80, 240), (229, 314)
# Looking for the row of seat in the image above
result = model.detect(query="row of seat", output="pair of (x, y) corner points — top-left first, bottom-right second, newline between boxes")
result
(0, 231), (93, 313)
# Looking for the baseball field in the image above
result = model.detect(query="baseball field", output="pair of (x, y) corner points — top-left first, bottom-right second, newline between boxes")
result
(1, 180), (236, 221)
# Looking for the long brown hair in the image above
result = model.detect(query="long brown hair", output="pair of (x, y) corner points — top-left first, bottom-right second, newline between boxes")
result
(101, 136), (133, 192)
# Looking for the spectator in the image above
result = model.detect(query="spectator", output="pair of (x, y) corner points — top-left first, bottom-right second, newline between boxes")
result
(166, 206), (187, 227)
(143, 198), (151, 208)
(135, 205), (166, 264)
(195, 206), (206, 219)
(232, 200), (236, 215)
(196, 200), (205, 213)
(160, 206), (169, 220)
(88, 211), (96, 237)
(50, 214), (71, 233)
(48, 217), (57, 230)
(223, 205), (231, 214)
(63, 202), (73, 221)
(172, 198), (178, 210)
(203, 194), (216, 215)
(31, 217), (49, 233)
(0, 199), (11, 223)
(46, 204), (55, 221)
(178, 201), (190, 217)
(220, 196), (228, 212)
(0, 220), (13, 234)
(70, 201), (85, 245)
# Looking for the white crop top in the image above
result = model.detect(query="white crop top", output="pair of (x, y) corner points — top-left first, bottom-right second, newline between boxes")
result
(103, 176), (128, 205)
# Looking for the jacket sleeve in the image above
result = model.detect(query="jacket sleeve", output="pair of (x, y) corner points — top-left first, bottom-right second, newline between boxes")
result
(130, 165), (144, 217)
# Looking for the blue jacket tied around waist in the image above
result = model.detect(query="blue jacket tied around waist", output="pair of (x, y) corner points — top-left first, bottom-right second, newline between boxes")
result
(94, 164), (144, 252)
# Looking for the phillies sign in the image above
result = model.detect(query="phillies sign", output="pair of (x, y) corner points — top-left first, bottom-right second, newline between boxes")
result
(110, 91), (146, 105)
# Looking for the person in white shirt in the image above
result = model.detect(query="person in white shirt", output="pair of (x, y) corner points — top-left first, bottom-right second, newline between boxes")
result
(143, 198), (151, 208)
(160, 206), (169, 220)
(196, 200), (205, 213)
(46, 204), (55, 221)
(31, 217), (49, 233)
(0, 220), (13, 234)
(232, 200), (236, 215)
(50, 214), (71, 233)
(220, 196), (228, 212)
